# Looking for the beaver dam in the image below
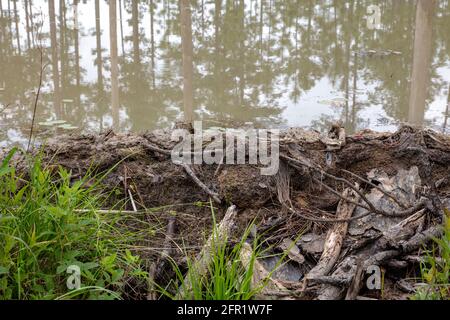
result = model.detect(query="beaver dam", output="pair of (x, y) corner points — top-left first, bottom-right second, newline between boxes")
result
(2, 124), (449, 300)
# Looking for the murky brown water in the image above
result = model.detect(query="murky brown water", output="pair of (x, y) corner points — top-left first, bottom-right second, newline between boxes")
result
(0, 0), (449, 146)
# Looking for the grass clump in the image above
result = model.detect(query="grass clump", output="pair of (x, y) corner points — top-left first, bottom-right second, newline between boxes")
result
(412, 209), (450, 300)
(0, 148), (148, 300)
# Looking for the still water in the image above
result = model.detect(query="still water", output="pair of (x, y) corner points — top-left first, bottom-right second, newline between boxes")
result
(0, 0), (449, 146)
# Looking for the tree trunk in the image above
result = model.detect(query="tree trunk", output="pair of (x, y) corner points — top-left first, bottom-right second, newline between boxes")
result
(74, 0), (81, 88)
(13, 0), (21, 55)
(109, 0), (120, 129)
(48, 0), (61, 117)
(95, 0), (103, 92)
(180, 0), (194, 124)
(408, 0), (436, 125)
(131, 0), (140, 65)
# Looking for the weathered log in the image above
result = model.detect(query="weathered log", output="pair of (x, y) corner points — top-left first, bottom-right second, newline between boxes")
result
(305, 187), (360, 280)
(176, 205), (237, 299)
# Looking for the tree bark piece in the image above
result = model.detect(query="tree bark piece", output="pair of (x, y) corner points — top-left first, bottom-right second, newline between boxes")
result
(306, 187), (360, 280)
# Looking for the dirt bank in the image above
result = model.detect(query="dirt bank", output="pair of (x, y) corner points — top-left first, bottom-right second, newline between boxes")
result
(3, 125), (450, 300)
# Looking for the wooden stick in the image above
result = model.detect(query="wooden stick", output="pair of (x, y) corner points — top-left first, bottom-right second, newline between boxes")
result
(178, 162), (222, 204)
(345, 260), (364, 300)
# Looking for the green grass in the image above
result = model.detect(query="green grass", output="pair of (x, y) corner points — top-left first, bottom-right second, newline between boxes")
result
(412, 209), (450, 300)
(0, 148), (149, 300)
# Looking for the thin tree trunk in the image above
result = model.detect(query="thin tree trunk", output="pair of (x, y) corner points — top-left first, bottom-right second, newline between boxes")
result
(49, 0), (61, 117)
(408, 0), (436, 125)
(109, 0), (120, 129)
(13, 0), (21, 55)
(29, 0), (34, 45)
(150, 0), (156, 89)
(131, 0), (140, 64)
(119, 0), (125, 56)
(74, 0), (80, 88)
(59, 0), (66, 90)
(25, 0), (31, 49)
(7, 0), (13, 49)
(259, 0), (263, 60)
(95, 0), (103, 91)
(180, 0), (194, 124)
(0, 0), (3, 55)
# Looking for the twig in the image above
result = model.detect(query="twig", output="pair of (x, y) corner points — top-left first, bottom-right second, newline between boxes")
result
(142, 141), (172, 155)
(177, 162), (221, 204)
(27, 47), (49, 152)
(128, 189), (138, 212)
(283, 154), (427, 218)
(339, 168), (406, 209)
(345, 260), (364, 300)
(284, 203), (372, 223)
(0, 103), (11, 113)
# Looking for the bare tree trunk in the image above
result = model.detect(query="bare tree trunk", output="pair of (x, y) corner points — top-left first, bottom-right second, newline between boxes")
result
(180, 0), (194, 124)
(74, 0), (80, 88)
(25, 0), (31, 49)
(13, 0), (21, 55)
(150, 0), (156, 89)
(95, 0), (103, 91)
(0, 0), (3, 55)
(29, 0), (34, 45)
(119, 0), (125, 56)
(7, 0), (13, 49)
(48, 0), (61, 117)
(131, 0), (140, 64)
(59, 0), (67, 90)
(408, 0), (436, 125)
(109, 0), (120, 129)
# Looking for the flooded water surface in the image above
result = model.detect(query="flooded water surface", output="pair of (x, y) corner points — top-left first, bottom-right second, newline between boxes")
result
(0, 0), (449, 146)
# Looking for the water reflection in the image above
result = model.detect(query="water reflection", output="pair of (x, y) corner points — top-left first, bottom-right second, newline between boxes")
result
(0, 0), (449, 146)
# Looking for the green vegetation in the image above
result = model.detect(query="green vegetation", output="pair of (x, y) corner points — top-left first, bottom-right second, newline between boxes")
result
(0, 149), (275, 300)
(0, 148), (149, 299)
(412, 209), (450, 300)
